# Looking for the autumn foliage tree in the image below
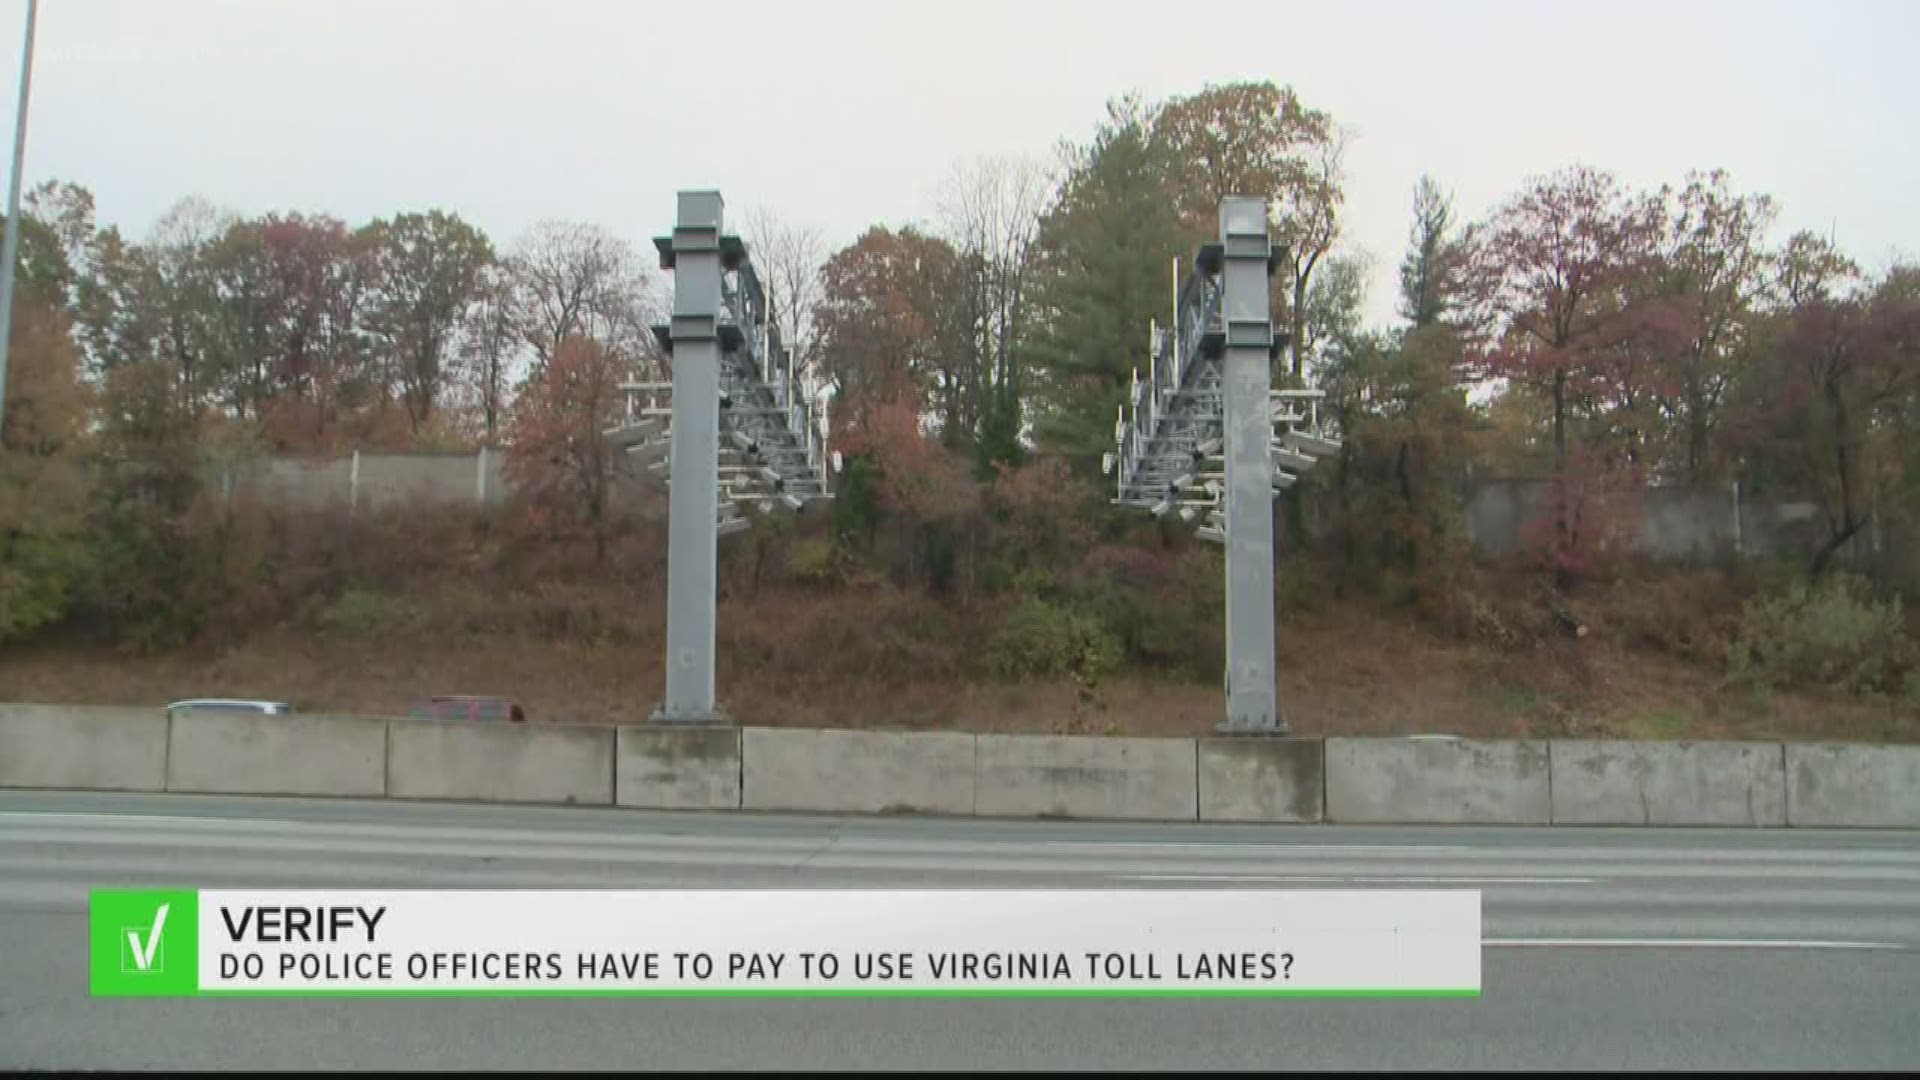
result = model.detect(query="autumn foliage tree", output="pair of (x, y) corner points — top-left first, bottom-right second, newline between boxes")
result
(0, 294), (94, 640)
(11, 93), (1920, 717)
(1648, 171), (1777, 479)
(832, 396), (979, 592)
(812, 225), (956, 442)
(1465, 166), (1661, 466)
(1464, 166), (1663, 579)
(254, 214), (376, 448)
(66, 186), (513, 450)
(1517, 446), (1646, 581)
(363, 210), (495, 435)
(1740, 266), (1920, 574)
(1150, 81), (1344, 380)
(504, 335), (628, 559)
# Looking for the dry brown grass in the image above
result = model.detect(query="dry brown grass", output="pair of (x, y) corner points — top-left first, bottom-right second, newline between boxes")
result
(6, 603), (1913, 743)
(5, 499), (1913, 743)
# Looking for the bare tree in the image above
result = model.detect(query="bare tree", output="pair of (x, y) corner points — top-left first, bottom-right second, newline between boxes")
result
(143, 197), (234, 408)
(935, 154), (1051, 459)
(1276, 123), (1351, 382)
(456, 262), (521, 441)
(739, 206), (828, 387)
(504, 221), (657, 372)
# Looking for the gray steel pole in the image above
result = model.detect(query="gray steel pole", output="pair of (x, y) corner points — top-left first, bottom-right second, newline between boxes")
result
(1218, 196), (1282, 732)
(0, 0), (38, 444)
(654, 191), (726, 723)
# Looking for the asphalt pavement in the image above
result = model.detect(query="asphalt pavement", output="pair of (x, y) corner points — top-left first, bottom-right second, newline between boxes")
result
(2, 790), (1917, 1070)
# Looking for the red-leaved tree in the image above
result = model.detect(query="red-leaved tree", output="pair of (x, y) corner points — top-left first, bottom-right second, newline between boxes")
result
(1754, 268), (1920, 574)
(1464, 166), (1662, 579)
(504, 335), (627, 559)
(811, 226), (957, 442)
(1516, 447), (1646, 582)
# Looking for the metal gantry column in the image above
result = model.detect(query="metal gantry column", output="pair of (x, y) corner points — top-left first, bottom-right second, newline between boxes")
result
(0, 0), (38, 443)
(1218, 196), (1282, 732)
(654, 191), (727, 723)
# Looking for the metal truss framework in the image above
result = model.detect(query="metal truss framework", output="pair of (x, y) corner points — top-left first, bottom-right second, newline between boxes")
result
(1106, 197), (1343, 732)
(625, 191), (835, 723)
(633, 191), (1337, 731)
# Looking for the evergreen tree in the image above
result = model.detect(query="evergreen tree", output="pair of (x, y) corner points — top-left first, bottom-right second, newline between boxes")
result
(1024, 96), (1194, 472)
(1397, 174), (1459, 330)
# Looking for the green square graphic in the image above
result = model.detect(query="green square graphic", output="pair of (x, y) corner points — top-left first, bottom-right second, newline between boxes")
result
(91, 889), (198, 997)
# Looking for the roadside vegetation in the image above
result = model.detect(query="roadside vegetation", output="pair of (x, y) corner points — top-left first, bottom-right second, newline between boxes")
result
(2, 82), (1917, 741)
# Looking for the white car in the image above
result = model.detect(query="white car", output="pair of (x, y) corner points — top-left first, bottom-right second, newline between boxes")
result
(166, 699), (294, 717)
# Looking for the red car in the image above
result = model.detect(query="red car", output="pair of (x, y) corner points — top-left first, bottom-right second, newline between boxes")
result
(408, 695), (527, 722)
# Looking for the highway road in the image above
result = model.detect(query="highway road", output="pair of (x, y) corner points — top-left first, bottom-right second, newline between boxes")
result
(2, 790), (1917, 1071)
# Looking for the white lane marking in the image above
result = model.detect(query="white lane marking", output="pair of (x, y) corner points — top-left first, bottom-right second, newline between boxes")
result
(0, 817), (1480, 856)
(1045, 842), (1475, 852)
(1124, 874), (1596, 884)
(0, 817), (827, 853)
(1486, 938), (1907, 951)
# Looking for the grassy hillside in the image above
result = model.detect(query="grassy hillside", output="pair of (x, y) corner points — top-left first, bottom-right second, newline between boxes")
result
(4, 504), (1913, 743)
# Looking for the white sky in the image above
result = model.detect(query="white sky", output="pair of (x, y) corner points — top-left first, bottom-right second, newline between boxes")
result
(14, 0), (1920, 327)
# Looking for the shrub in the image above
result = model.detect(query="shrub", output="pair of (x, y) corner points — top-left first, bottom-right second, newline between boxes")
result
(1517, 452), (1644, 584)
(312, 588), (419, 640)
(0, 453), (93, 642)
(787, 538), (840, 587)
(1062, 544), (1222, 676)
(1064, 546), (1165, 659)
(832, 455), (883, 550)
(1583, 563), (1743, 665)
(79, 489), (254, 652)
(0, 523), (92, 642)
(1726, 573), (1917, 696)
(718, 585), (971, 685)
(1276, 548), (1328, 615)
(984, 456), (1097, 574)
(984, 599), (1121, 683)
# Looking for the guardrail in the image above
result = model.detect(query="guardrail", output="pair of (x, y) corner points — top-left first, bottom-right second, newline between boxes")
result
(2, 704), (1915, 828)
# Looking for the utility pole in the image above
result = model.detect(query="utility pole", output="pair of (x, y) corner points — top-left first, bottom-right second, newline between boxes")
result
(0, 0), (37, 444)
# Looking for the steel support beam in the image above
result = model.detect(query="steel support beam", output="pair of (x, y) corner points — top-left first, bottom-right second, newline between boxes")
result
(1218, 196), (1282, 733)
(652, 191), (728, 724)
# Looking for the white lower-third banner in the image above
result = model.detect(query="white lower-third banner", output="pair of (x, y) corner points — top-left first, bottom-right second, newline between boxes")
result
(90, 889), (1482, 997)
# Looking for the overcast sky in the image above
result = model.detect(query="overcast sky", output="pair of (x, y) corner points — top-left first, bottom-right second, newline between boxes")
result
(13, 0), (1919, 326)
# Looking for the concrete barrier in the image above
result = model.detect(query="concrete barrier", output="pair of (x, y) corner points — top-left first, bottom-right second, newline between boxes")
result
(1197, 738), (1324, 822)
(1550, 740), (1785, 826)
(167, 710), (386, 796)
(974, 733), (1196, 821)
(10, 694), (1917, 828)
(1787, 743), (1920, 828)
(743, 727), (974, 815)
(617, 726), (741, 810)
(1326, 737), (1550, 824)
(387, 721), (613, 805)
(0, 703), (168, 791)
